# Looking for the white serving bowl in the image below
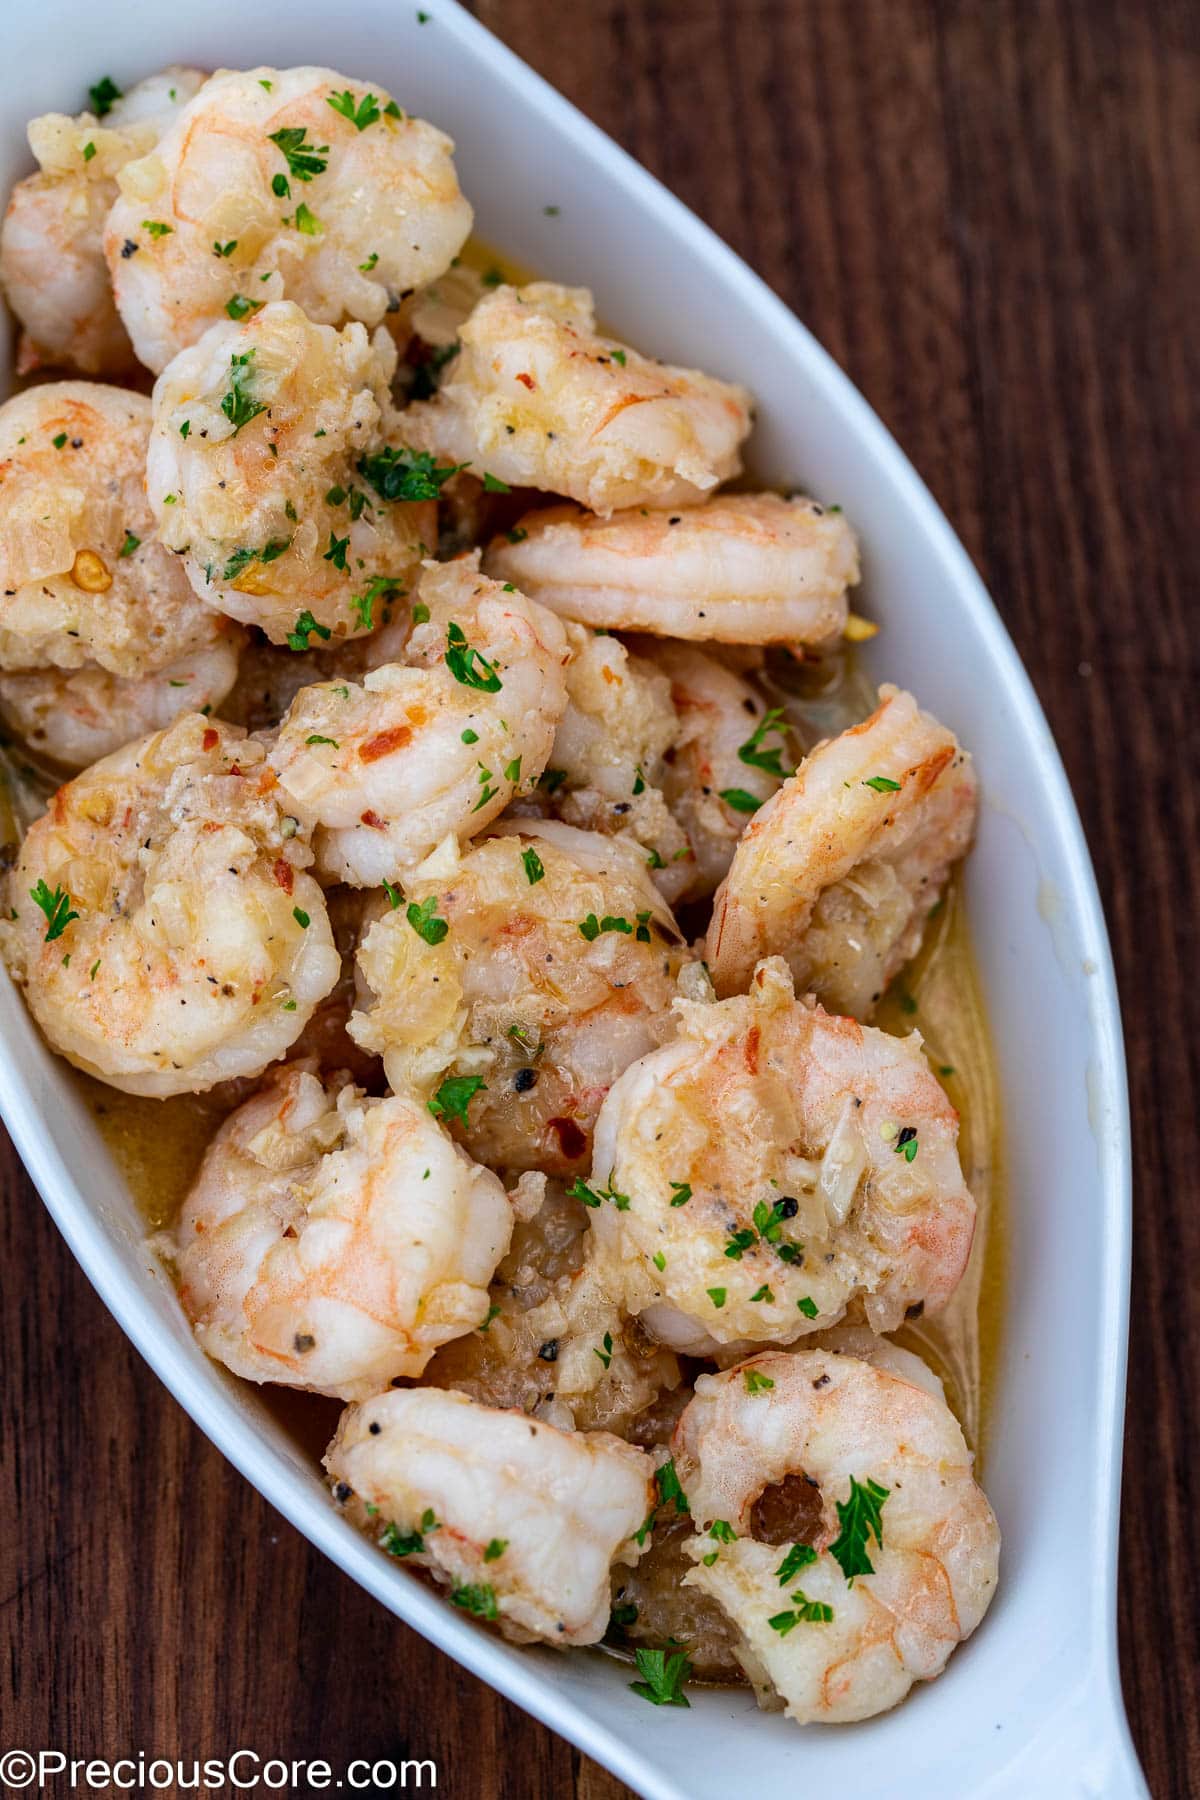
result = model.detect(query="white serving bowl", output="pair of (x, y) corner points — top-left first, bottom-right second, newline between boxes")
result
(0, 5), (1146, 1795)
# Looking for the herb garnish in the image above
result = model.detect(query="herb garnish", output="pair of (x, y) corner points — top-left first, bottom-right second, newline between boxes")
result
(357, 445), (464, 502)
(655, 1458), (689, 1515)
(30, 880), (78, 942)
(445, 621), (502, 692)
(428, 1074), (486, 1127)
(629, 1647), (691, 1709)
(669, 1181), (692, 1207)
(737, 706), (793, 778)
(521, 847), (544, 885)
(268, 125), (328, 183)
(743, 1368), (775, 1395)
(717, 787), (762, 814)
(285, 609), (331, 651)
(894, 1125), (919, 1162)
(776, 1542), (817, 1585)
(88, 76), (122, 117)
(406, 894), (449, 945)
(829, 1477), (889, 1584)
(450, 1582), (499, 1620)
(220, 350), (267, 435)
(864, 774), (902, 793)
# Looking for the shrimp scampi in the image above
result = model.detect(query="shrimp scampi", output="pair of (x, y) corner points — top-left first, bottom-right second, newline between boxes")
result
(673, 1348), (999, 1722)
(326, 1385), (656, 1645)
(268, 554), (569, 885)
(403, 282), (753, 515)
(588, 956), (975, 1352)
(350, 822), (686, 1172)
(0, 54), (1003, 1728)
(174, 1062), (513, 1397)
(105, 66), (473, 373)
(1, 713), (339, 1094)
(708, 686), (978, 1015)
(486, 493), (859, 643)
(0, 67), (204, 377)
(148, 300), (435, 644)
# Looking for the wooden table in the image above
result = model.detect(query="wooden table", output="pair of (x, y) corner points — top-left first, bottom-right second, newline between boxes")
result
(2, 2), (1195, 1794)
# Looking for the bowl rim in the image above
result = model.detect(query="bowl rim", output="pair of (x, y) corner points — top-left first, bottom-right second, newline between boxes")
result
(0, 3), (1138, 1794)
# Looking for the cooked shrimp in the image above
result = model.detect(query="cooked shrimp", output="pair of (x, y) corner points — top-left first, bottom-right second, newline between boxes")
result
(325, 1385), (656, 1645)
(527, 622), (692, 900)
(648, 641), (792, 897)
(403, 282), (753, 515)
(425, 1182), (681, 1436)
(0, 67), (204, 377)
(174, 1062), (512, 1397)
(588, 956), (975, 1353)
(672, 1347), (999, 1722)
(268, 555), (568, 885)
(148, 300), (434, 645)
(349, 821), (686, 1172)
(105, 66), (472, 373)
(485, 494), (858, 642)
(0, 383), (228, 677)
(1, 712), (339, 1095)
(707, 687), (978, 1014)
(0, 625), (243, 769)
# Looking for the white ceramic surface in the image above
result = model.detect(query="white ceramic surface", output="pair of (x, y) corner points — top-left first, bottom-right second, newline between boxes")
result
(0, 4), (1147, 1796)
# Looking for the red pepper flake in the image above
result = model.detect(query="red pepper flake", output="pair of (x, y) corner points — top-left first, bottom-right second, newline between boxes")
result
(272, 858), (294, 894)
(515, 371), (536, 390)
(549, 1116), (587, 1160)
(360, 809), (385, 828)
(744, 1025), (761, 1075)
(201, 727), (219, 751)
(360, 725), (413, 763)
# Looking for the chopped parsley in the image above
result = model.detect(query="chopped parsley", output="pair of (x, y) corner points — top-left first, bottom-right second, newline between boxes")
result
(285, 609), (331, 651)
(380, 1521), (425, 1558)
(864, 774), (902, 793)
(655, 1458), (689, 1516)
(381, 878), (402, 910)
(718, 787), (762, 814)
(567, 1175), (630, 1211)
(710, 1520), (737, 1544)
(406, 894), (449, 945)
(594, 1331), (614, 1371)
(737, 706), (793, 778)
(88, 76), (122, 117)
(349, 573), (406, 630)
(445, 621), (502, 692)
(750, 1284), (774, 1303)
(482, 472), (511, 492)
(268, 125), (328, 182)
(630, 1647), (691, 1709)
(610, 347), (627, 365)
(768, 1591), (834, 1632)
(578, 912), (634, 941)
(292, 201), (321, 236)
(213, 239), (238, 258)
(82, 141), (96, 162)
(221, 537), (291, 584)
(461, 728), (479, 745)
(220, 350), (267, 435)
(359, 251), (379, 273)
(829, 1477), (889, 1584)
(668, 1181), (692, 1207)
(521, 847), (545, 885)
(323, 530), (350, 572)
(326, 89), (384, 131)
(776, 1542), (817, 1585)
(305, 734), (338, 747)
(503, 755), (522, 783)
(797, 1295), (819, 1318)
(428, 1074), (486, 1127)
(292, 907), (310, 929)
(30, 880), (78, 942)
(142, 220), (172, 238)
(706, 1287), (726, 1308)
(225, 293), (264, 320)
(479, 1303), (501, 1333)
(483, 1538), (508, 1563)
(52, 433), (67, 449)
(357, 445), (464, 502)
(894, 1125), (919, 1162)
(743, 1368), (775, 1395)
(450, 1582), (499, 1620)
(118, 530), (140, 558)
(723, 1227), (756, 1261)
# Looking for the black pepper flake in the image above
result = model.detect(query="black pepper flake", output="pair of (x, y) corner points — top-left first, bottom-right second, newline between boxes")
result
(905, 1301), (925, 1320)
(120, 238), (139, 258)
(333, 1482), (352, 1503)
(537, 1339), (559, 1362)
(368, 1421), (382, 1435)
(777, 1195), (800, 1219)
(293, 1332), (315, 1353)
(812, 1373), (830, 1388)
(513, 1066), (537, 1093)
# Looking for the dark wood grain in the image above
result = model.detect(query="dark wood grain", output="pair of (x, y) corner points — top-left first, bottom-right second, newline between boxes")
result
(2, 2), (1196, 1795)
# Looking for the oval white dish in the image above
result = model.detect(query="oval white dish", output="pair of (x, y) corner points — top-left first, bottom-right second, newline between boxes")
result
(0, 4), (1147, 1795)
